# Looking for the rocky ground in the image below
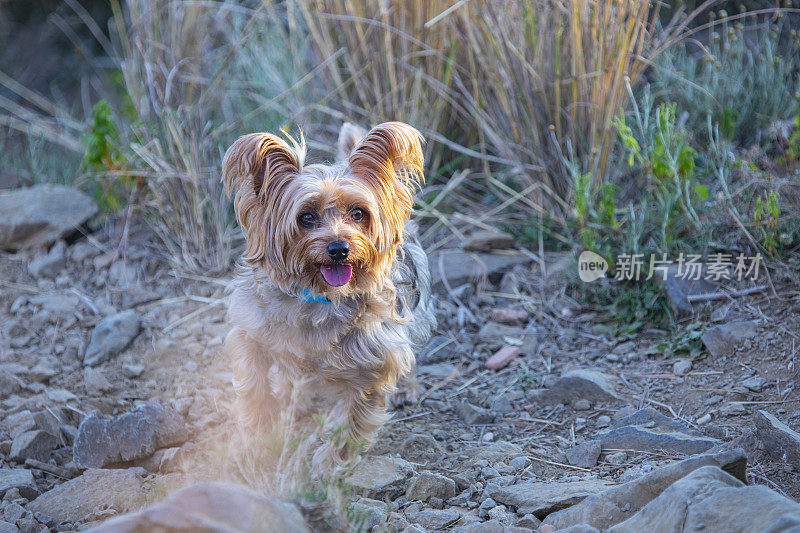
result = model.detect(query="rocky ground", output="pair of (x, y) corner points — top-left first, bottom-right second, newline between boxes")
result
(1, 184), (800, 532)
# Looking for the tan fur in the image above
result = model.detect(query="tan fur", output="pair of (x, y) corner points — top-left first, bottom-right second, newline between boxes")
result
(221, 122), (435, 470)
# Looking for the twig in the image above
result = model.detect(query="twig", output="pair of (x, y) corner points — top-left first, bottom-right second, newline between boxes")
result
(24, 459), (74, 480)
(686, 285), (767, 303)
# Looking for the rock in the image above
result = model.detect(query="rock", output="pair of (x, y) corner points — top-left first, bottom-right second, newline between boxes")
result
(477, 322), (537, 354)
(0, 371), (23, 400)
(29, 358), (58, 382)
(0, 469), (34, 497)
(406, 508), (461, 530)
(491, 479), (612, 517)
(490, 394), (514, 416)
(2, 322), (32, 350)
(46, 389), (77, 403)
(10, 430), (57, 462)
(654, 264), (718, 317)
(485, 346), (521, 370)
(27, 241), (67, 279)
(596, 415), (611, 428)
(28, 291), (80, 316)
(593, 407), (719, 455)
(1, 411), (36, 439)
(84, 367), (113, 393)
(456, 402), (495, 425)
(399, 434), (440, 464)
(406, 471), (456, 501)
(573, 399), (591, 411)
(28, 468), (148, 523)
(348, 498), (388, 531)
(741, 375), (767, 392)
(418, 363), (457, 380)
(0, 521), (16, 533)
(462, 230), (515, 252)
(429, 249), (532, 288)
(537, 369), (621, 405)
(122, 364), (145, 379)
(542, 449), (747, 530)
(83, 310), (141, 366)
(509, 456), (531, 472)
(672, 359), (692, 376)
(754, 410), (800, 465)
(0, 185), (98, 250)
(464, 441), (523, 462)
(490, 308), (528, 325)
(702, 321), (759, 356)
(606, 466), (800, 533)
(347, 455), (416, 499)
(606, 451), (628, 465)
(565, 440), (601, 469)
(73, 403), (187, 468)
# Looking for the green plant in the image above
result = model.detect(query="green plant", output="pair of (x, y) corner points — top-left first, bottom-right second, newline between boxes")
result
(753, 189), (781, 256)
(82, 99), (134, 211)
(651, 13), (800, 146)
(646, 321), (706, 358)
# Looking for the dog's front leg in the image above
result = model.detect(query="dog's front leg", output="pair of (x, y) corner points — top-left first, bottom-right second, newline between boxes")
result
(226, 327), (281, 431)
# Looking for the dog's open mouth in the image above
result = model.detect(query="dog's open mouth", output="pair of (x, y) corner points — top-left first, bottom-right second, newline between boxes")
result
(320, 264), (352, 287)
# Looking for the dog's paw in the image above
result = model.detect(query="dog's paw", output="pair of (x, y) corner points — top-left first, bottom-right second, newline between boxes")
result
(388, 380), (422, 410)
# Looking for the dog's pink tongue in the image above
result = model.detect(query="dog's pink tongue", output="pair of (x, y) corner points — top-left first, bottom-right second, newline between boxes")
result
(320, 264), (352, 286)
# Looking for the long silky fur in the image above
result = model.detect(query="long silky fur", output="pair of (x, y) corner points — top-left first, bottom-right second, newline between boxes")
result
(221, 122), (435, 473)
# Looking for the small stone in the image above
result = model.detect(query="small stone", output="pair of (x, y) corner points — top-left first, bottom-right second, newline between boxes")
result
(596, 415), (611, 428)
(490, 308), (528, 325)
(456, 402), (495, 425)
(84, 367), (113, 393)
(348, 498), (388, 531)
(27, 241), (67, 279)
(10, 430), (57, 462)
(405, 508), (461, 530)
(754, 410), (800, 465)
(606, 451), (628, 465)
(673, 359), (693, 376)
(565, 440), (602, 469)
(0, 469), (35, 496)
(2, 322), (31, 349)
(405, 471), (456, 501)
(486, 346), (521, 370)
(122, 364), (144, 378)
(490, 394), (514, 416)
(30, 358), (58, 382)
(1, 411), (36, 439)
(742, 376), (767, 393)
(537, 368), (621, 405)
(573, 399), (591, 411)
(46, 389), (77, 403)
(347, 455), (416, 499)
(697, 414), (712, 426)
(509, 456), (531, 472)
(83, 310), (141, 366)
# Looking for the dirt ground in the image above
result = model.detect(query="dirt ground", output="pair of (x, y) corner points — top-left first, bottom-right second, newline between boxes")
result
(1, 216), (799, 530)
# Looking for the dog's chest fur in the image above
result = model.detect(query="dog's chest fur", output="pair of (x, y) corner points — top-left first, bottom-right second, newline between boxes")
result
(228, 267), (413, 389)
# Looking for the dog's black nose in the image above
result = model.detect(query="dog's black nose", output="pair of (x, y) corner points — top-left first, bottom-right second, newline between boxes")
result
(327, 241), (349, 261)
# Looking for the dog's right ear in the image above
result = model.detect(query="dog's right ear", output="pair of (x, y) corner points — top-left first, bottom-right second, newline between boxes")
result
(337, 122), (367, 162)
(221, 132), (305, 199)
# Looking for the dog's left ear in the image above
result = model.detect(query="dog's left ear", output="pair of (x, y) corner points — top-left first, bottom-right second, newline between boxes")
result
(337, 122), (367, 162)
(348, 122), (425, 193)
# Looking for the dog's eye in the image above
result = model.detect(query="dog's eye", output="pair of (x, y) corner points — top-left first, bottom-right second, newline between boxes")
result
(298, 212), (317, 228)
(350, 208), (364, 222)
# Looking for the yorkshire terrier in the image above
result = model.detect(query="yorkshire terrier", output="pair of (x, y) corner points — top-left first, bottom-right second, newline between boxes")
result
(221, 121), (435, 468)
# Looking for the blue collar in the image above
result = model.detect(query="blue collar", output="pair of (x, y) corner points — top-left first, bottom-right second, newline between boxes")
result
(296, 287), (330, 304)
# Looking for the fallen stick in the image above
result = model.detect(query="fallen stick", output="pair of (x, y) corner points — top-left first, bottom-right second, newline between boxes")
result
(24, 459), (75, 479)
(686, 285), (767, 303)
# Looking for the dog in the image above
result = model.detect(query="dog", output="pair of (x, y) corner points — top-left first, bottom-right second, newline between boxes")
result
(221, 121), (435, 469)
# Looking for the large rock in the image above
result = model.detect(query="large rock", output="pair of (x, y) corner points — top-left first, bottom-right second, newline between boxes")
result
(536, 369), (621, 405)
(405, 471), (456, 501)
(754, 410), (800, 465)
(429, 249), (531, 288)
(607, 466), (800, 532)
(405, 508), (461, 530)
(702, 320), (759, 357)
(490, 479), (613, 517)
(0, 184), (98, 250)
(83, 310), (141, 366)
(73, 403), (187, 468)
(654, 264), (718, 317)
(593, 408), (719, 455)
(27, 467), (166, 523)
(542, 449), (747, 530)
(347, 455), (416, 499)
(85, 482), (309, 533)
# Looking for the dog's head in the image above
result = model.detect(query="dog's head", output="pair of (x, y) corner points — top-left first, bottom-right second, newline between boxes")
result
(222, 122), (424, 297)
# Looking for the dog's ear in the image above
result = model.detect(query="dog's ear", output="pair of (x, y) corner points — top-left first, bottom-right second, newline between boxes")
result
(222, 132), (304, 200)
(348, 122), (424, 192)
(337, 122), (367, 162)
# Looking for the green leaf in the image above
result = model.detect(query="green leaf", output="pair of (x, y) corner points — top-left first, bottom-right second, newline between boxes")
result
(693, 184), (709, 200)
